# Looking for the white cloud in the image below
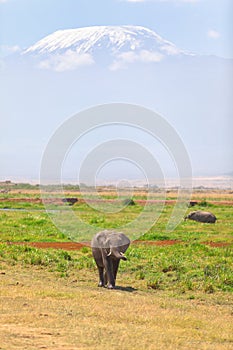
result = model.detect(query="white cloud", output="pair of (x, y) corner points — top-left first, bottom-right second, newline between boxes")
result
(109, 50), (164, 70)
(0, 45), (21, 57)
(207, 30), (220, 39)
(140, 50), (164, 62)
(160, 44), (181, 55)
(38, 50), (94, 72)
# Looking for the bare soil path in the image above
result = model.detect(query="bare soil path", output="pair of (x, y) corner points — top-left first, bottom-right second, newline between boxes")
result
(0, 264), (232, 350)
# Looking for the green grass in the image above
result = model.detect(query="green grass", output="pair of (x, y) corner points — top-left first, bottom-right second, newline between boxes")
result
(0, 200), (232, 245)
(141, 204), (233, 243)
(0, 200), (44, 210)
(0, 243), (95, 277)
(0, 242), (232, 293)
(0, 211), (66, 242)
(125, 244), (233, 293)
(0, 190), (232, 295)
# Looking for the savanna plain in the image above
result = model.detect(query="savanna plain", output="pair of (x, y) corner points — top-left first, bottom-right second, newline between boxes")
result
(0, 182), (232, 349)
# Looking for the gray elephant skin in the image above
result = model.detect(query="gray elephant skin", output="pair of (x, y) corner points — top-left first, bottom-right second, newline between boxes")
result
(91, 230), (130, 289)
(185, 210), (217, 223)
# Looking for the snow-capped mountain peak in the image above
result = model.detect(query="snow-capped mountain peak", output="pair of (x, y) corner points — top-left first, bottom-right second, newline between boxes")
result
(24, 25), (191, 71)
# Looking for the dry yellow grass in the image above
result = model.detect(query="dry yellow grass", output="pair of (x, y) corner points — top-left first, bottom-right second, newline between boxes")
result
(8, 187), (233, 203)
(0, 264), (232, 350)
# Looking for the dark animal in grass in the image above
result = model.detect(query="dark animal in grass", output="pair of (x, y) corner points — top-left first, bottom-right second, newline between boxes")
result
(185, 210), (216, 223)
(189, 201), (198, 207)
(123, 198), (135, 206)
(91, 230), (130, 289)
(62, 198), (78, 206)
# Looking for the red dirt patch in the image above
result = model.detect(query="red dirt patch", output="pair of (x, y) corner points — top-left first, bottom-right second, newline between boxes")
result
(5, 240), (231, 251)
(0, 198), (43, 203)
(201, 241), (231, 248)
(6, 241), (88, 250)
(210, 201), (233, 206)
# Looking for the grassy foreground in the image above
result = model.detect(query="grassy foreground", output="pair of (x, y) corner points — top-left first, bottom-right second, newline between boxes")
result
(0, 186), (232, 349)
(1, 262), (233, 350)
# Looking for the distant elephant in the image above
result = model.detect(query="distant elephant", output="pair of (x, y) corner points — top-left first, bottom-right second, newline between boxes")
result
(91, 230), (130, 289)
(185, 210), (216, 223)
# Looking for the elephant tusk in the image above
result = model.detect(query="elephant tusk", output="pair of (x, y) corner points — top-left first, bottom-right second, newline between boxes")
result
(119, 251), (127, 260)
(107, 250), (112, 256)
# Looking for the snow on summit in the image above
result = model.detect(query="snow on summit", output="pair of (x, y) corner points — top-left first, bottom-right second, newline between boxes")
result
(24, 25), (188, 71)
(25, 25), (183, 55)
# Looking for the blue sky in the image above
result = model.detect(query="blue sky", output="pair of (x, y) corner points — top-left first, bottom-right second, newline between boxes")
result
(0, 0), (232, 182)
(0, 0), (232, 58)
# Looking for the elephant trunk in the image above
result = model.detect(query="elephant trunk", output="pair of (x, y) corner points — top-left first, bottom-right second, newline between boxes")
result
(111, 249), (127, 261)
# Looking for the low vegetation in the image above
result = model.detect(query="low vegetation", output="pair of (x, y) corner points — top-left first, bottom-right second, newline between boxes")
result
(0, 184), (232, 348)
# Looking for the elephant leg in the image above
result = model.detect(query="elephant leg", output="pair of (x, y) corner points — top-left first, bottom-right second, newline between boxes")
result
(97, 266), (104, 287)
(104, 270), (108, 286)
(103, 256), (115, 289)
(112, 260), (120, 282)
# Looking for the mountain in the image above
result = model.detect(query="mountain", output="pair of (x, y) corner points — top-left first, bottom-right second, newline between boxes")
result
(23, 25), (193, 71)
(1, 26), (232, 179)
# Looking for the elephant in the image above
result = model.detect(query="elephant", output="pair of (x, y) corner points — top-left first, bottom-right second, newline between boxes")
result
(185, 210), (216, 223)
(91, 230), (130, 289)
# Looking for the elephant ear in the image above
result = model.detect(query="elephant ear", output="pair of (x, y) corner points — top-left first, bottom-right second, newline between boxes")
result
(96, 232), (110, 249)
(110, 232), (130, 248)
